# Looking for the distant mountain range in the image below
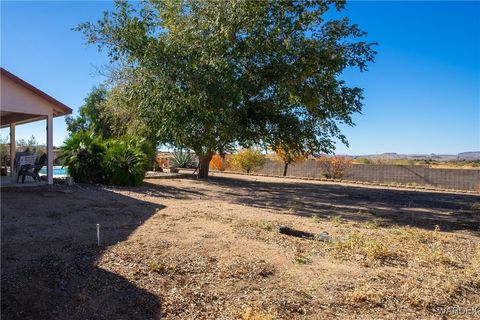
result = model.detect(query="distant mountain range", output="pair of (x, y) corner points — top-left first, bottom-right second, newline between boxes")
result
(350, 151), (480, 161)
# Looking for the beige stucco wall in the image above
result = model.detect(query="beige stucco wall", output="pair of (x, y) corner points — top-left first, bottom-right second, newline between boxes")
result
(1, 74), (54, 116)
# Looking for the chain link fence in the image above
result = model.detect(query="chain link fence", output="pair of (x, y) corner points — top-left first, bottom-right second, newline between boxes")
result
(239, 159), (480, 192)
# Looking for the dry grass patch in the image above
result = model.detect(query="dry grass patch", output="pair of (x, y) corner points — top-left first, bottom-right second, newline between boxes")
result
(326, 225), (480, 314)
(311, 214), (321, 223)
(241, 307), (274, 320)
(254, 220), (275, 231)
(329, 215), (344, 225)
(332, 231), (397, 264)
(345, 284), (383, 306)
(361, 218), (387, 229)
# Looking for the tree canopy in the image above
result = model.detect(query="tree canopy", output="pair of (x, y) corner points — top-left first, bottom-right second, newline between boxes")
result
(65, 86), (111, 138)
(77, 0), (376, 177)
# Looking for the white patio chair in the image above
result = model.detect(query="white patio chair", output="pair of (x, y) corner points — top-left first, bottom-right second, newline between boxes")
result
(16, 155), (36, 182)
(14, 152), (35, 172)
(18, 155), (36, 168)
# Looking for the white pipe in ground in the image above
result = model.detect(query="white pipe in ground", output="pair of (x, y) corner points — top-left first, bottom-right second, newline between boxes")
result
(97, 223), (100, 246)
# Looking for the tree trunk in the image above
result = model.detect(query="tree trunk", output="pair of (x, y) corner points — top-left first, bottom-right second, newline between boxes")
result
(219, 152), (226, 171)
(283, 162), (289, 176)
(197, 154), (213, 179)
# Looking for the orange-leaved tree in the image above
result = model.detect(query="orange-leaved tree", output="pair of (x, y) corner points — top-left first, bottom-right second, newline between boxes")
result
(210, 154), (230, 171)
(273, 144), (308, 176)
(317, 156), (352, 179)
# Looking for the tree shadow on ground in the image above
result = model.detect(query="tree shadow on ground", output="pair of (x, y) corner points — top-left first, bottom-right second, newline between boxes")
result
(0, 184), (171, 320)
(202, 175), (480, 233)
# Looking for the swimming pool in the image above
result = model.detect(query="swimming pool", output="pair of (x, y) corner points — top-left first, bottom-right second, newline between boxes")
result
(39, 166), (68, 177)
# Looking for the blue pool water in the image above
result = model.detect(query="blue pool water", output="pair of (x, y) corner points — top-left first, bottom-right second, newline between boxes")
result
(39, 166), (68, 177)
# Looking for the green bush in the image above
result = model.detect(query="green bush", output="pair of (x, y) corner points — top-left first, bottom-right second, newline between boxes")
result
(60, 131), (105, 183)
(103, 138), (148, 186)
(61, 133), (152, 186)
(231, 148), (265, 173)
(113, 135), (155, 170)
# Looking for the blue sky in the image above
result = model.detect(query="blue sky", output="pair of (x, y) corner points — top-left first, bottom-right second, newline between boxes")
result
(1, 1), (479, 155)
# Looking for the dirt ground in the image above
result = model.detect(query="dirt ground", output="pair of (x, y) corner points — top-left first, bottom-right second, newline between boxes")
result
(2, 173), (479, 319)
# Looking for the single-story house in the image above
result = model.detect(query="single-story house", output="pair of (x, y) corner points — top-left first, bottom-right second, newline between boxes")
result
(1, 67), (72, 184)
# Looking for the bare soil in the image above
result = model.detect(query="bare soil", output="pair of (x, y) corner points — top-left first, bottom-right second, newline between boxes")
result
(2, 174), (479, 319)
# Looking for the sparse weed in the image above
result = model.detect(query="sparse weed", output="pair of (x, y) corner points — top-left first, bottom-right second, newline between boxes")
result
(389, 226), (441, 244)
(311, 214), (321, 223)
(167, 264), (178, 274)
(147, 261), (178, 274)
(302, 289), (315, 302)
(330, 215), (344, 225)
(255, 220), (274, 231)
(147, 260), (164, 273)
(423, 249), (455, 266)
(294, 248), (312, 265)
(295, 255), (312, 265)
(362, 220), (377, 229)
(242, 307), (273, 320)
(346, 286), (380, 305)
(357, 209), (376, 216)
(362, 218), (385, 229)
(333, 232), (396, 262)
(287, 199), (305, 213)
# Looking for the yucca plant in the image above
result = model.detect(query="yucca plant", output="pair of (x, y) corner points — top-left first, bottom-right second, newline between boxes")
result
(103, 138), (147, 186)
(60, 131), (105, 183)
(171, 148), (193, 168)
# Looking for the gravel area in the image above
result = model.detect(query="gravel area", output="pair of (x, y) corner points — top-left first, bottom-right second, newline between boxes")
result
(2, 174), (479, 319)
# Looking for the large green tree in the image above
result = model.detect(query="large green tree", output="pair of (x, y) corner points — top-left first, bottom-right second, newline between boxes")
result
(65, 86), (112, 138)
(77, 0), (376, 178)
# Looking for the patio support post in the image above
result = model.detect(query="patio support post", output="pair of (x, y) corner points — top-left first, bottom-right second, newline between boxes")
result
(9, 123), (15, 177)
(47, 113), (53, 184)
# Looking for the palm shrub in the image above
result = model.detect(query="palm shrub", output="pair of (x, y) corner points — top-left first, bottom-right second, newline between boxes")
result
(60, 131), (105, 183)
(115, 135), (155, 170)
(103, 137), (148, 186)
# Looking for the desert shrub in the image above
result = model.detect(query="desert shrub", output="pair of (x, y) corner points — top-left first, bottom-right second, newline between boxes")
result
(171, 148), (194, 168)
(103, 138), (147, 186)
(60, 131), (106, 183)
(210, 154), (230, 171)
(231, 148), (265, 173)
(317, 155), (352, 179)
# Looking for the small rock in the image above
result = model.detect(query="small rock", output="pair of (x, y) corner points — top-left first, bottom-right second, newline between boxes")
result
(315, 232), (333, 243)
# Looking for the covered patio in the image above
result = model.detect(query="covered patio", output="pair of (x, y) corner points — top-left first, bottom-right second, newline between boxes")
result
(1, 67), (72, 185)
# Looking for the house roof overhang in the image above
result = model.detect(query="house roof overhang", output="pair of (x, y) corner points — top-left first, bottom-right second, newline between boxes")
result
(0, 67), (73, 128)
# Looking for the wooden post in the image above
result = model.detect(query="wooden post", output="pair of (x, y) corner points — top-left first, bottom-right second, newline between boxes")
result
(46, 114), (53, 185)
(9, 123), (15, 177)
